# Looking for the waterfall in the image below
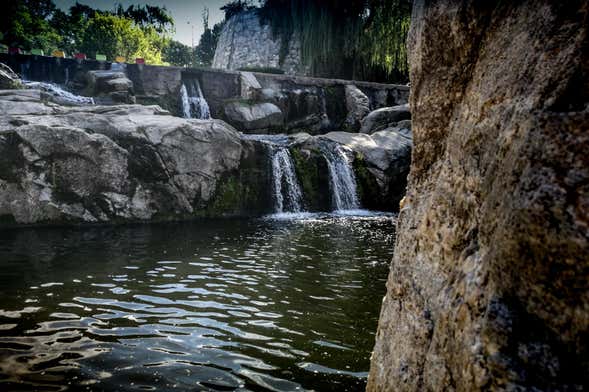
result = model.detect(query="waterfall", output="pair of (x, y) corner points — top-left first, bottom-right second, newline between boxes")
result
(23, 81), (94, 105)
(323, 144), (360, 211)
(271, 147), (304, 213)
(180, 84), (192, 118)
(241, 134), (305, 213)
(180, 79), (211, 120)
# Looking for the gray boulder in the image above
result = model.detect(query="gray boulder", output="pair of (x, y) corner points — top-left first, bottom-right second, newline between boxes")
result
(360, 104), (411, 134)
(85, 70), (136, 104)
(224, 101), (283, 132)
(0, 63), (22, 90)
(239, 71), (262, 99)
(344, 84), (371, 131)
(0, 89), (242, 226)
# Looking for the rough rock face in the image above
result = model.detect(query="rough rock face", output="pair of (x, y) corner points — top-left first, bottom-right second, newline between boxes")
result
(84, 70), (136, 104)
(240, 71), (262, 99)
(344, 84), (371, 131)
(0, 90), (242, 226)
(368, 1), (589, 391)
(212, 10), (304, 75)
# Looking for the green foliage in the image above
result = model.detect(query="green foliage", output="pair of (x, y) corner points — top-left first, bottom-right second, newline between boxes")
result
(194, 8), (225, 67)
(80, 13), (138, 60)
(259, 0), (411, 82)
(1, 0), (59, 52)
(220, 0), (256, 21)
(164, 40), (194, 67)
(1, 0), (172, 64)
(114, 4), (174, 34)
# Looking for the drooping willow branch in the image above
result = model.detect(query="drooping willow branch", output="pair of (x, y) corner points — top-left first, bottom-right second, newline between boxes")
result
(258, 0), (411, 82)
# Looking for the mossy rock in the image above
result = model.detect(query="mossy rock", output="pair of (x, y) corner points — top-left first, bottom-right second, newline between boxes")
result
(290, 146), (331, 211)
(353, 152), (384, 210)
(205, 141), (274, 216)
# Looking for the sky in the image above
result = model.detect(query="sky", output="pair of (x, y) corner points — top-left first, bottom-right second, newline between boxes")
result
(54, 0), (229, 46)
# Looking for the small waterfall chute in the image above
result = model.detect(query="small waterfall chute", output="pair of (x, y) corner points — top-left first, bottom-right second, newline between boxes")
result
(180, 79), (211, 120)
(271, 147), (304, 213)
(322, 143), (360, 211)
(241, 134), (305, 214)
(23, 80), (94, 105)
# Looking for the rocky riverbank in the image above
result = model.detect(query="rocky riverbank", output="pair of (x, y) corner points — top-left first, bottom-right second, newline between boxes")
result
(368, 0), (589, 390)
(0, 86), (411, 227)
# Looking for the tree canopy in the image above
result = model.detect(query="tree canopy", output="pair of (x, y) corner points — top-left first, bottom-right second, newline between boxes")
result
(1, 1), (176, 65)
(1, 0), (411, 81)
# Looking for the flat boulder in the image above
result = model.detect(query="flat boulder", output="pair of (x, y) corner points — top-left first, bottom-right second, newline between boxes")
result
(360, 104), (411, 134)
(85, 70), (135, 104)
(224, 101), (283, 132)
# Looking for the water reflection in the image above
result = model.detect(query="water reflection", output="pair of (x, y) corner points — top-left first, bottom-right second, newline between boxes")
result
(0, 215), (395, 391)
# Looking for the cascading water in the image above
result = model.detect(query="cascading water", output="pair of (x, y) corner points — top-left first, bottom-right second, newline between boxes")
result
(180, 79), (211, 120)
(180, 84), (192, 118)
(322, 143), (360, 211)
(241, 134), (305, 213)
(271, 147), (304, 213)
(23, 81), (94, 105)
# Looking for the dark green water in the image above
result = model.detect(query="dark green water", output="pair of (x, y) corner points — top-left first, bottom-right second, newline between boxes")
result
(0, 214), (395, 392)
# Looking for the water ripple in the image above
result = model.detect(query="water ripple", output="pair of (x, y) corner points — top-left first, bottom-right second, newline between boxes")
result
(0, 215), (394, 391)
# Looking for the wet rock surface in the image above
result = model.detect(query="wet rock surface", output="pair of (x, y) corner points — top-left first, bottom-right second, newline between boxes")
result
(368, 1), (589, 391)
(0, 88), (412, 226)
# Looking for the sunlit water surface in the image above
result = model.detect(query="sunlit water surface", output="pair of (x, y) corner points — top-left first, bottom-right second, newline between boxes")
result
(0, 213), (395, 391)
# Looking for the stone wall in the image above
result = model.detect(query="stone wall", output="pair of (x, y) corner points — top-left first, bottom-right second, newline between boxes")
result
(0, 53), (409, 134)
(212, 10), (304, 75)
(368, 0), (589, 391)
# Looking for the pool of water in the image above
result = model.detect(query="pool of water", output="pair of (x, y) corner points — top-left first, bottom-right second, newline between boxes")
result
(0, 213), (395, 391)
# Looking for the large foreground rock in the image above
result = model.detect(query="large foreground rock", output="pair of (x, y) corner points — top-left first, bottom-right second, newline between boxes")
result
(0, 90), (242, 226)
(368, 1), (589, 391)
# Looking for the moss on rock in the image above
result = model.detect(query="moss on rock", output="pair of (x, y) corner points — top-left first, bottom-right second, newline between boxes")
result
(290, 146), (331, 211)
(353, 152), (383, 210)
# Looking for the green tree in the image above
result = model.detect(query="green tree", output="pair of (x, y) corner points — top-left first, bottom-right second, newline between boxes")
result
(220, 0), (255, 21)
(115, 4), (174, 34)
(194, 8), (225, 67)
(50, 3), (95, 55)
(163, 40), (194, 67)
(80, 13), (144, 61)
(1, 0), (60, 52)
